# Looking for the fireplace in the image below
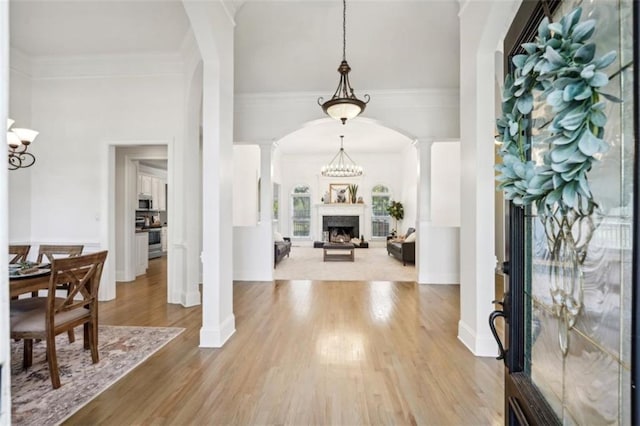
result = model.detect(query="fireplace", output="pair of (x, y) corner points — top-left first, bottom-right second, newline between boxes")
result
(323, 215), (359, 242)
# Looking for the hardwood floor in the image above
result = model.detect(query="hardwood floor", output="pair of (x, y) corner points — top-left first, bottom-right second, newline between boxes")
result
(66, 256), (504, 425)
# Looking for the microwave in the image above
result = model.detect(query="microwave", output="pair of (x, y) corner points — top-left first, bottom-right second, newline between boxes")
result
(138, 196), (153, 210)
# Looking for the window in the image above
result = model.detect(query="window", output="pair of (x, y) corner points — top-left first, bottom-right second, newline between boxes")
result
(371, 184), (391, 238)
(291, 185), (311, 238)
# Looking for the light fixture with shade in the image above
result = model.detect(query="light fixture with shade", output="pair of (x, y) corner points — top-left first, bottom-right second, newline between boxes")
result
(321, 135), (363, 177)
(317, 0), (369, 125)
(7, 119), (38, 170)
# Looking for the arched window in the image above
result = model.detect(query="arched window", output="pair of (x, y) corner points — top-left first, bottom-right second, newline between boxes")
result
(291, 185), (311, 238)
(371, 184), (391, 238)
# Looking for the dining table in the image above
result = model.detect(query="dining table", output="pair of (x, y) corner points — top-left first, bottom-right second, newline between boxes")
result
(9, 265), (51, 298)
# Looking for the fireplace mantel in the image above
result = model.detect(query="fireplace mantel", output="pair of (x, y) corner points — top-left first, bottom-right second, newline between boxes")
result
(316, 204), (366, 240)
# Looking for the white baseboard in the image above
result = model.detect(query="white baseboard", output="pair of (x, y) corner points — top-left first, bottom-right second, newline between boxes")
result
(233, 268), (274, 282)
(418, 273), (460, 284)
(200, 314), (236, 348)
(457, 319), (499, 357)
(183, 289), (201, 307)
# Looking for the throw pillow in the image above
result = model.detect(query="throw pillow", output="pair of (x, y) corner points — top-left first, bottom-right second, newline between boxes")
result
(350, 238), (360, 246)
(274, 231), (284, 242)
(404, 232), (416, 243)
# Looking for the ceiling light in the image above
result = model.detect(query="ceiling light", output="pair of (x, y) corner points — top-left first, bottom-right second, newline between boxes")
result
(317, 0), (369, 125)
(321, 135), (363, 177)
(7, 119), (38, 170)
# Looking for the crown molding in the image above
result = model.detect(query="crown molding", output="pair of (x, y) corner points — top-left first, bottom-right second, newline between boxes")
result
(235, 88), (459, 109)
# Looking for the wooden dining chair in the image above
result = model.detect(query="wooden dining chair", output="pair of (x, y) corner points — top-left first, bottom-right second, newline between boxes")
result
(10, 250), (108, 389)
(9, 245), (31, 264)
(31, 244), (84, 298)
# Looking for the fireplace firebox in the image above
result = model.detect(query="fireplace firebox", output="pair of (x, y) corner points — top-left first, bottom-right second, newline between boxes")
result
(323, 215), (359, 242)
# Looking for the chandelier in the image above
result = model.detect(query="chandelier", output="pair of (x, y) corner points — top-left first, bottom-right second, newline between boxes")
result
(7, 119), (38, 170)
(321, 135), (363, 177)
(317, 0), (369, 125)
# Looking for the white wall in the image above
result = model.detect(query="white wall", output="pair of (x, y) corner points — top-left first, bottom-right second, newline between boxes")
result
(417, 141), (461, 285)
(25, 73), (182, 244)
(278, 151), (404, 243)
(235, 89), (459, 146)
(7, 52), (185, 302)
(8, 53), (33, 243)
(431, 142), (461, 227)
(1, 2), (11, 421)
(232, 145), (260, 226)
(400, 144), (418, 231)
(458, 0), (520, 356)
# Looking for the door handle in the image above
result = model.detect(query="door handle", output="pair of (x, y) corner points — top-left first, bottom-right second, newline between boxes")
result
(489, 308), (507, 362)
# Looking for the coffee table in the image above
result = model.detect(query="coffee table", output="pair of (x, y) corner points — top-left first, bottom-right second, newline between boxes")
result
(323, 242), (355, 262)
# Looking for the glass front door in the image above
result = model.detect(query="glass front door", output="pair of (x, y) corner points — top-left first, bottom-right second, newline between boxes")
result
(499, 0), (637, 423)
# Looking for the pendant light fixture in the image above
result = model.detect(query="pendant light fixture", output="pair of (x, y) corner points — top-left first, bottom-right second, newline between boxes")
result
(321, 135), (363, 177)
(317, 0), (369, 125)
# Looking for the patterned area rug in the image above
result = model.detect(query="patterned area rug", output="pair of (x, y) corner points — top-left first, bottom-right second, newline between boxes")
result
(11, 325), (184, 425)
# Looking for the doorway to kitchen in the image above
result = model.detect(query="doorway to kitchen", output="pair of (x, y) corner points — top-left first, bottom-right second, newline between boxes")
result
(102, 141), (176, 304)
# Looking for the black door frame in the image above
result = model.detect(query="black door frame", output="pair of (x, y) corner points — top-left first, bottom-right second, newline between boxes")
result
(632, 0), (640, 423)
(500, 0), (639, 423)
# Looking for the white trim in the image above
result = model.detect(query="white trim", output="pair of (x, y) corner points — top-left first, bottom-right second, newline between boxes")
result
(101, 139), (176, 303)
(199, 314), (236, 348)
(1, 2), (11, 421)
(457, 320), (499, 357)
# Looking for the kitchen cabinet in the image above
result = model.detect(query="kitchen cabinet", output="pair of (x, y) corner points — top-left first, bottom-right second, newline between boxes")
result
(135, 232), (149, 276)
(139, 174), (153, 196)
(137, 172), (166, 211)
(155, 179), (166, 211)
(161, 226), (168, 252)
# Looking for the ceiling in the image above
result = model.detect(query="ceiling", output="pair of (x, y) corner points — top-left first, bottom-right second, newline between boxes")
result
(9, 0), (190, 56)
(139, 160), (168, 171)
(9, 0), (460, 155)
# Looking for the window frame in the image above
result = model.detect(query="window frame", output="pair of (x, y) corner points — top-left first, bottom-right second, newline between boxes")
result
(371, 184), (391, 239)
(290, 184), (312, 239)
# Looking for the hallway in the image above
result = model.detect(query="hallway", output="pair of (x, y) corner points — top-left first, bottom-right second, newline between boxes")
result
(69, 257), (504, 424)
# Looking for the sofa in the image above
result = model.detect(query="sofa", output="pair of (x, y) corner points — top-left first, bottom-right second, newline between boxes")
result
(386, 228), (416, 266)
(274, 237), (291, 267)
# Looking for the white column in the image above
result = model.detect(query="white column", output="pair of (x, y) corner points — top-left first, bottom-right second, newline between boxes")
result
(257, 142), (275, 277)
(183, 0), (236, 347)
(0, 1), (11, 422)
(458, 0), (520, 356)
(416, 139), (432, 284)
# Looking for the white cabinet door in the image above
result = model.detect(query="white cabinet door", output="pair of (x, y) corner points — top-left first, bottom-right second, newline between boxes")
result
(140, 174), (153, 196)
(161, 227), (167, 252)
(151, 177), (160, 208)
(136, 232), (148, 276)
(157, 179), (166, 211)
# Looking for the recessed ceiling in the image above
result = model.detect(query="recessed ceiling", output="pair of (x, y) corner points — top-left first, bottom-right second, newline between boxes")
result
(276, 118), (413, 155)
(9, 0), (190, 56)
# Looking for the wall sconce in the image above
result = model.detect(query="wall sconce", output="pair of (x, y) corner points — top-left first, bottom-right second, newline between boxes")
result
(7, 118), (38, 170)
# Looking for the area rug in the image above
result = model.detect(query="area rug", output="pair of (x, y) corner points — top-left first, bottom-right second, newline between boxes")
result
(274, 246), (417, 282)
(11, 325), (185, 425)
